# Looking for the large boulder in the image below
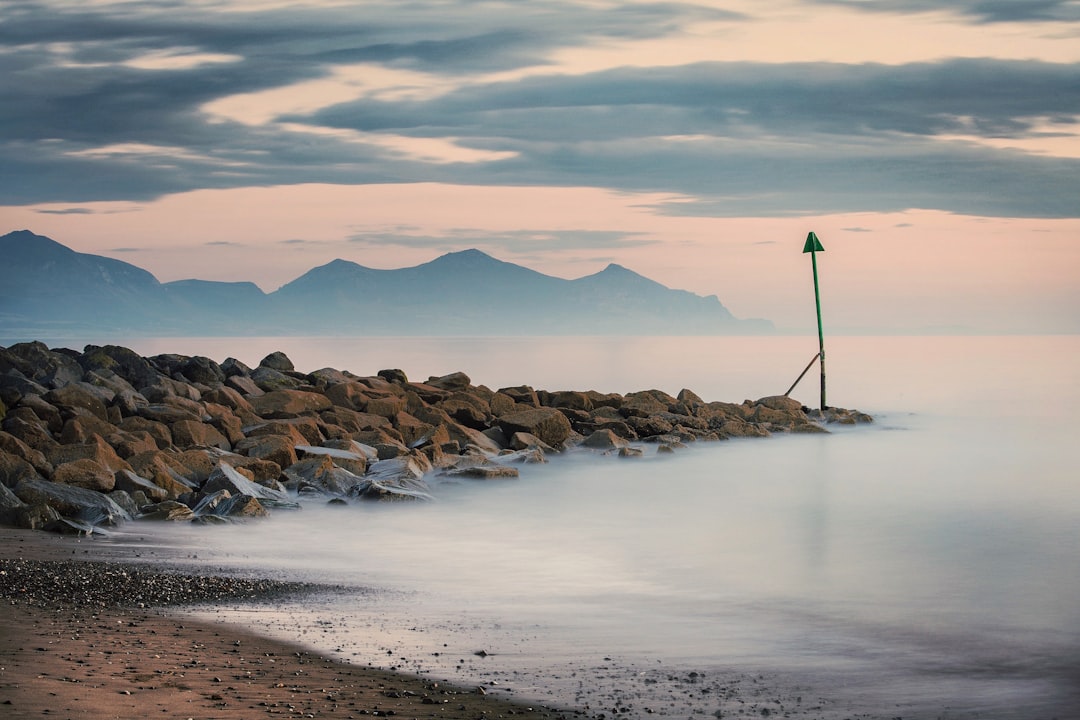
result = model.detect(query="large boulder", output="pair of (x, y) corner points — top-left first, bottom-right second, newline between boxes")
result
(80, 345), (162, 389)
(3, 341), (84, 388)
(497, 408), (572, 449)
(47, 435), (131, 474)
(202, 463), (298, 509)
(52, 458), (116, 492)
(235, 435), (298, 470)
(250, 390), (332, 419)
(44, 383), (109, 421)
(259, 351), (296, 373)
(14, 476), (130, 527)
(170, 419), (231, 450)
(114, 469), (169, 502)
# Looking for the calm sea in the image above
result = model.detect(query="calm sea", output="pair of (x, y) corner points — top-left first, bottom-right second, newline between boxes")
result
(36, 335), (1080, 719)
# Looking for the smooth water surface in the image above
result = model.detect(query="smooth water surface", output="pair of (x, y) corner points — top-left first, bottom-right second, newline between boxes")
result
(75, 335), (1079, 719)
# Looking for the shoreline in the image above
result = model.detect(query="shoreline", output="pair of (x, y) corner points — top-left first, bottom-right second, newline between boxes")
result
(0, 527), (590, 720)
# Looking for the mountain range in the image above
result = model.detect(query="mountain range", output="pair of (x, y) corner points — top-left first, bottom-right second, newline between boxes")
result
(0, 230), (772, 337)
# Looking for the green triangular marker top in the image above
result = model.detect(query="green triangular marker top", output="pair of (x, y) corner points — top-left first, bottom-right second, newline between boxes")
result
(802, 231), (824, 253)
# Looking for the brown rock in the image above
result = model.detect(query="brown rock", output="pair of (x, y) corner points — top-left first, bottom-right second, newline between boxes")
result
(1, 416), (59, 454)
(59, 414), (119, 444)
(364, 395), (407, 419)
(171, 419), (231, 450)
(226, 374), (264, 396)
(105, 430), (160, 459)
(547, 391), (594, 412)
(0, 450), (41, 489)
(47, 435), (132, 474)
(43, 384), (109, 421)
(245, 417), (323, 445)
(250, 389), (332, 419)
(0, 431), (53, 477)
(581, 429), (628, 450)
(259, 351), (295, 373)
(202, 386), (255, 414)
(497, 408), (572, 448)
(324, 381), (372, 411)
(497, 385), (539, 408)
(14, 394), (63, 432)
(489, 392), (517, 416)
(139, 500), (196, 521)
(53, 458), (116, 492)
(114, 469), (168, 502)
(118, 416), (173, 449)
(235, 435), (298, 470)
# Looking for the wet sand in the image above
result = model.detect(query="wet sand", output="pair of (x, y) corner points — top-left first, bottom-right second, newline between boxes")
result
(0, 529), (585, 720)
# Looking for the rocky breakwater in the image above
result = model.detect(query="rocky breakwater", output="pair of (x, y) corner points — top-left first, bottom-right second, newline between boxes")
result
(0, 341), (871, 534)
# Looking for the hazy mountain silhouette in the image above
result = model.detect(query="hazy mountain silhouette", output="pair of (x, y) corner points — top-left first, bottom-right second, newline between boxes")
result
(0, 230), (773, 336)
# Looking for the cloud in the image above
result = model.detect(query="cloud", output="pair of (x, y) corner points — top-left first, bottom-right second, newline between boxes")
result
(349, 228), (655, 254)
(35, 207), (94, 215)
(1, 1), (1078, 219)
(809, 0), (1080, 24)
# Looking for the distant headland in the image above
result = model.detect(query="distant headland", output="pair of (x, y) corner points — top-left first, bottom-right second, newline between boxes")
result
(0, 230), (773, 337)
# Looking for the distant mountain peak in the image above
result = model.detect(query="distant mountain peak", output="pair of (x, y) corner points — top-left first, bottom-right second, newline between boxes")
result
(1, 230), (774, 335)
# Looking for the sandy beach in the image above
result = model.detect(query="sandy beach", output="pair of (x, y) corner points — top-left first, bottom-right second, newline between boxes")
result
(0, 529), (586, 720)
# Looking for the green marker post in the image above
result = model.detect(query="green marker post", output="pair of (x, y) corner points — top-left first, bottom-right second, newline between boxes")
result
(803, 231), (826, 411)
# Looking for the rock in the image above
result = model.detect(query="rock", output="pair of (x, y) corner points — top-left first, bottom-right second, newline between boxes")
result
(259, 351), (295, 373)
(220, 356), (253, 377)
(0, 431), (54, 477)
(14, 476), (130, 527)
(15, 394), (64, 432)
(443, 464), (520, 480)
(118, 416), (172, 449)
(506, 432), (553, 453)
(47, 435), (131, 474)
(202, 386), (255, 413)
(79, 344), (162, 389)
(497, 408), (572, 448)
(59, 414), (119, 444)
(283, 456), (363, 497)
(179, 356), (225, 385)
(307, 367), (355, 386)
(44, 383), (110, 421)
(497, 385), (539, 408)
(250, 366), (305, 391)
(1, 415), (59, 454)
(218, 494), (268, 518)
(249, 389), (332, 419)
(754, 395), (805, 413)
(246, 417), (322, 444)
(235, 435), (299, 470)
(202, 462), (298, 509)
(114, 469), (169, 502)
(294, 444), (368, 475)
(620, 391), (673, 418)
(140, 376), (202, 402)
(547, 390), (594, 412)
(227, 374), (264, 396)
(170, 419), (231, 450)
(0, 451), (41, 489)
(377, 368), (408, 384)
(52, 458), (116, 492)
(425, 371), (471, 392)
(581, 429), (628, 450)
(618, 446), (644, 458)
(139, 500), (196, 521)
(4, 341), (84, 388)
(136, 403), (203, 425)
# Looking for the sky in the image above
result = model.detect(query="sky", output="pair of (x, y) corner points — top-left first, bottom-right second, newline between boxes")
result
(1, 0), (1078, 334)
